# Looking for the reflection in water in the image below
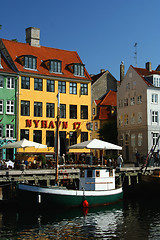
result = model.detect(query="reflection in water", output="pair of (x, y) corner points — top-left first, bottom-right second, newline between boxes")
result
(0, 199), (160, 239)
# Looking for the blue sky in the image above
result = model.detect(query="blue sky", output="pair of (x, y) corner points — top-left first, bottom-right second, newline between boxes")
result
(0, 0), (160, 80)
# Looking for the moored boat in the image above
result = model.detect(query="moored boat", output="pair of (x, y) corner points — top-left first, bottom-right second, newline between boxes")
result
(140, 169), (160, 196)
(17, 167), (123, 208)
(141, 169), (160, 184)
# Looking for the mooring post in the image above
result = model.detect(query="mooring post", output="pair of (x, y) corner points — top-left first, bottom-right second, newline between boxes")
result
(47, 178), (50, 186)
(136, 174), (139, 184)
(128, 175), (131, 185)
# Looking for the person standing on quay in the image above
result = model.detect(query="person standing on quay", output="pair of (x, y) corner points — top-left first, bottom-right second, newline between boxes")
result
(117, 154), (123, 168)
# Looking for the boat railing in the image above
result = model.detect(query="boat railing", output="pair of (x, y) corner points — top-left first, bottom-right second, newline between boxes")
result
(19, 182), (67, 190)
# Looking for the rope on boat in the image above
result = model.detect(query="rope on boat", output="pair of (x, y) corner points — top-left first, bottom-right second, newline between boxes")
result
(115, 172), (126, 185)
(140, 134), (160, 173)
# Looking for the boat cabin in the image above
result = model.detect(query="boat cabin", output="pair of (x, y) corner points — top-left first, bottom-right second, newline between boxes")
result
(79, 167), (115, 191)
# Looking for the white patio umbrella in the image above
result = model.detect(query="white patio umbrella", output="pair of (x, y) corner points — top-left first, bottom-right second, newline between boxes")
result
(69, 139), (122, 150)
(0, 138), (47, 149)
(69, 139), (122, 165)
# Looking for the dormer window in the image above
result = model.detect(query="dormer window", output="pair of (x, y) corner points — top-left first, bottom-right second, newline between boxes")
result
(146, 74), (160, 87)
(153, 76), (160, 87)
(24, 55), (37, 70)
(18, 55), (37, 70)
(74, 63), (84, 76)
(50, 60), (62, 73)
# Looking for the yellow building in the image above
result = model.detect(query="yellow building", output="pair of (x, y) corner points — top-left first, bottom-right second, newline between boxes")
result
(0, 27), (92, 159)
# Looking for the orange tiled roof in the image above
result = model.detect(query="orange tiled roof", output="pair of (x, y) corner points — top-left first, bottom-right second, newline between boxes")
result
(0, 52), (16, 74)
(100, 90), (117, 106)
(94, 100), (101, 105)
(94, 90), (117, 120)
(1, 39), (91, 80)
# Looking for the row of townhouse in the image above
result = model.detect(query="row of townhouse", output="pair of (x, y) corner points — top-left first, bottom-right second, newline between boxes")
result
(117, 61), (160, 162)
(0, 27), (92, 161)
(2, 27), (159, 164)
(91, 62), (160, 163)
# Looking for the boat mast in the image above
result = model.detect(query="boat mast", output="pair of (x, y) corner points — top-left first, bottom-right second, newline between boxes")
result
(55, 91), (60, 185)
(141, 134), (160, 172)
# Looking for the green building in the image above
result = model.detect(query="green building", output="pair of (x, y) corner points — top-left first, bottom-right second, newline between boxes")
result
(0, 51), (17, 160)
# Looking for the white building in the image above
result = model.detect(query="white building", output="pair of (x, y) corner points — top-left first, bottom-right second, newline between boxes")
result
(117, 62), (160, 162)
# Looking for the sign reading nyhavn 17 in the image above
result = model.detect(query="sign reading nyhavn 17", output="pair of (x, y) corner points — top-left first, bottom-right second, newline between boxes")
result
(26, 119), (81, 130)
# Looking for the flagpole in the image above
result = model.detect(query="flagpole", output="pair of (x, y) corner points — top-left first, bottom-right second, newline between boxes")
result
(55, 91), (60, 185)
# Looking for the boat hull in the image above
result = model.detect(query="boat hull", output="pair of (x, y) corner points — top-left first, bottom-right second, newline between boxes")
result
(140, 173), (160, 196)
(17, 184), (123, 208)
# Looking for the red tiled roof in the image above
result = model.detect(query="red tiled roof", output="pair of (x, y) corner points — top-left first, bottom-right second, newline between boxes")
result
(94, 90), (117, 120)
(1, 39), (91, 80)
(100, 90), (117, 106)
(94, 100), (101, 105)
(0, 52), (16, 74)
(131, 65), (160, 86)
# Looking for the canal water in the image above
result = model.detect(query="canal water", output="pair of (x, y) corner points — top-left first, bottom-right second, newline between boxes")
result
(0, 197), (160, 239)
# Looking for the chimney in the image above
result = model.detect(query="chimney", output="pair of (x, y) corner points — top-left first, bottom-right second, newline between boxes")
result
(120, 61), (124, 82)
(26, 27), (40, 47)
(90, 74), (95, 77)
(100, 69), (105, 73)
(146, 62), (152, 72)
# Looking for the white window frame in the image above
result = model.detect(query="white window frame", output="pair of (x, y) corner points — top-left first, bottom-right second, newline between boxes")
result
(74, 64), (84, 77)
(6, 100), (14, 114)
(7, 77), (15, 89)
(0, 100), (3, 114)
(152, 111), (158, 124)
(24, 56), (37, 70)
(152, 133), (159, 147)
(152, 94), (158, 104)
(153, 77), (160, 87)
(6, 124), (14, 138)
(50, 60), (61, 73)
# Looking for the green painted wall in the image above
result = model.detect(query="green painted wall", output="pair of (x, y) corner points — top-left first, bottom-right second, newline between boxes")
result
(0, 74), (18, 160)
(0, 75), (17, 137)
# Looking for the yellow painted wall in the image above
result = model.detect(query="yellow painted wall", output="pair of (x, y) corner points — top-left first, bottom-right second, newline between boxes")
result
(91, 101), (100, 139)
(17, 76), (91, 154)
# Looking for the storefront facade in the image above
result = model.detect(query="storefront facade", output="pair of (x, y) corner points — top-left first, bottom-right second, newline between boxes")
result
(0, 27), (92, 158)
(18, 74), (92, 156)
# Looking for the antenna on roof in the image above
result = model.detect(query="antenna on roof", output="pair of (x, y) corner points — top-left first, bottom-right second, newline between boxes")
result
(134, 42), (137, 67)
